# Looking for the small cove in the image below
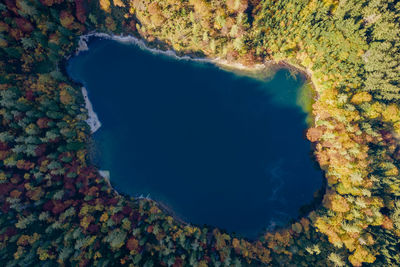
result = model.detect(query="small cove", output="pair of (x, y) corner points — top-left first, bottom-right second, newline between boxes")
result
(67, 38), (323, 239)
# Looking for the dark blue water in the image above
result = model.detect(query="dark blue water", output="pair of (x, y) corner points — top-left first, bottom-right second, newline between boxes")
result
(67, 38), (322, 238)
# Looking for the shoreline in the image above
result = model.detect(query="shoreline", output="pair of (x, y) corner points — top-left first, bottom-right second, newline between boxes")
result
(77, 32), (277, 76)
(154, 200), (188, 226)
(96, 167), (190, 226)
(81, 87), (102, 133)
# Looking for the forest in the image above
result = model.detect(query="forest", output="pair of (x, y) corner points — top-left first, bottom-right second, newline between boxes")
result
(0, 0), (399, 266)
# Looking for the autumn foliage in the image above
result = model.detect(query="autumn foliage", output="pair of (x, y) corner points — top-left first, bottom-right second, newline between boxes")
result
(0, 0), (399, 266)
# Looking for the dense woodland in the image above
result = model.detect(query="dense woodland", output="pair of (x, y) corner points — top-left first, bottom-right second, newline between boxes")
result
(0, 0), (399, 266)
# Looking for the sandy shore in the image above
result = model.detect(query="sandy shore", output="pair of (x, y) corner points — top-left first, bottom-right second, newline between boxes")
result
(81, 87), (101, 133)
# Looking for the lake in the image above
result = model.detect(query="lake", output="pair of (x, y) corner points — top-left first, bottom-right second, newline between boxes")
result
(67, 37), (323, 239)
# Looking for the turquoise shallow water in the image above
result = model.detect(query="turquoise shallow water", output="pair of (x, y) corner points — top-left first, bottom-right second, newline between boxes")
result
(67, 38), (323, 239)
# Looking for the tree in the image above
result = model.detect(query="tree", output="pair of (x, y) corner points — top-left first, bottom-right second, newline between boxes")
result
(328, 252), (345, 267)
